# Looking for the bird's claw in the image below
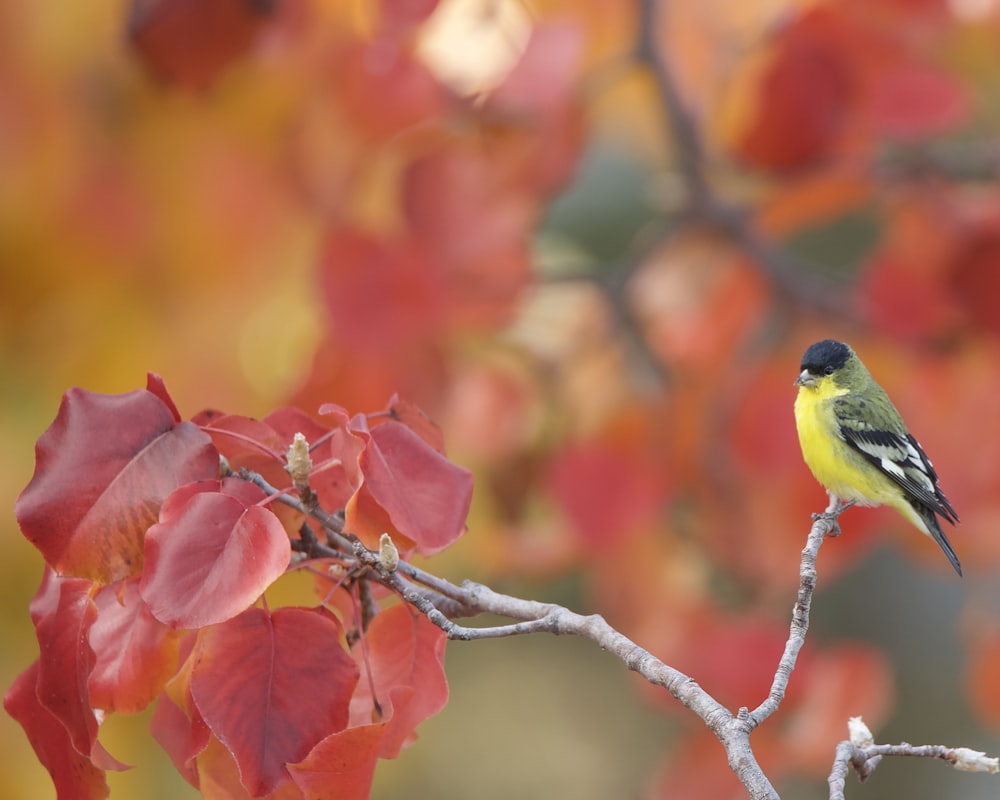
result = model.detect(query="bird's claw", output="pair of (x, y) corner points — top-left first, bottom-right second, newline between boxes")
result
(813, 498), (855, 538)
(812, 510), (842, 537)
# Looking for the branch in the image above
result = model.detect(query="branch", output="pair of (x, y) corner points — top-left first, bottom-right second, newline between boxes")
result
(252, 448), (985, 799)
(750, 495), (840, 727)
(828, 718), (999, 800)
(631, 0), (846, 314)
(242, 465), (848, 800)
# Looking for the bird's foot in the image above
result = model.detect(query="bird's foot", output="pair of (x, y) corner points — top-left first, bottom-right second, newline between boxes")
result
(812, 498), (856, 537)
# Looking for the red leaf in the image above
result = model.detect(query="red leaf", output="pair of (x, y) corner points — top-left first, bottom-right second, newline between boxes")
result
(482, 22), (586, 192)
(967, 634), (1000, 729)
(376, 394), (447, 455)
(33, 575), (128, 771)
(140, 479), (291, 628)
(15, 386), (219, 583)
(145, 372), (182, 422)
(150, 691), (202, 789)
(288, 721), (387, 800)
(270, 405), (365, 513)
(197, 413), (288, 473)
(289, 606), (448, 799)
(738, 21), (851, 171)
(190, 606), (360, 796)
(346, 418), (473, 554)
(89, 578), (181, 712)
(150, 635), (209, 788)
(333, 40), (445, 140)
(350, 604), (448, 757)
(402, 147), (535, 327)
(949, 233), (1000, 338)
(4, 662), (110, 800)
(487, 22), (584, 118)
(319, 228), (447, 355)
(867, 63), (968, 140)
(194, 733), (306, 800)
(546, 441), (665, 550)
(782, 644), (894, 771)
(129, 0), (277, 91)
(377, 0), (439, 40)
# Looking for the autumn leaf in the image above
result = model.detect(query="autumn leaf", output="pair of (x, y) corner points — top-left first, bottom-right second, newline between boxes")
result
(89, 578), (181, 713)
(345, 416), (473, 554)
(32, 574), (128, 771)
(140, 478), (291, 629)
(15, 386), (219, 583)
(4, 662), (110, 800)
(129, 0), (278, 90)
(189, 606), (360, 796)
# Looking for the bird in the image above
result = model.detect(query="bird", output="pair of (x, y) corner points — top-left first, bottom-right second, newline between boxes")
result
(793, 339), (961, 575)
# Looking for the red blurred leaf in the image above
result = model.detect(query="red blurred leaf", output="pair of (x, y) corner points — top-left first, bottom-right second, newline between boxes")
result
(482, 21), (586, 192)
(333, 39), (445, 139)
(377, 0), (439, 40)
(487, 22), (583, 119)
(667, 613), (793, 712)
(781, 644), (894, 771)
(346, 418), (473, 554)
(320, 228), (447, 354)
(860, 252), (961, 342)
(4, 662), (110, 800)
(89, 578), (181, 713)
(129, 0), (277, 91)
(402, 146), (535, 328)
(293, 329), (450, 417)
(546, 440), (664, 550)
(949, 233), (1000, 338)
(649, 730), (749, 800)
(867, 63), (968, 140)
(967, 633), (1000, 729)
(190, 606), (360, 796)
(140, 479), (291, 628)
(15, 386), (219, 583)
(738, 15), (852, 171)
(33, 575), (128, 771)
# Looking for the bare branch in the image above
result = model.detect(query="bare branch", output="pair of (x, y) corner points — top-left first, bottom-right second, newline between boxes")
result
(750, 495), (841, 727)
(829, 739), (999, 799)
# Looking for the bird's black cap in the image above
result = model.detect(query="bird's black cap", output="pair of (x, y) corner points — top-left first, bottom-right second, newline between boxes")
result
(801, 340), (851, 373)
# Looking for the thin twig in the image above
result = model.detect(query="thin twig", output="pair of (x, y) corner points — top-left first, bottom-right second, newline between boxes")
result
(750, 495), (841, 727)
(631, 0), (846, 313)
(829, 740), (999, 799)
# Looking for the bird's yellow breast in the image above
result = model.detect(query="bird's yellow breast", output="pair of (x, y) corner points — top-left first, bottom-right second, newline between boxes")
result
(794, 378), (893, 506)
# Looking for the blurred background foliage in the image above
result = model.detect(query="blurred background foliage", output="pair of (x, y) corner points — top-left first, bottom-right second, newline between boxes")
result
(4, 0), (1000, 797)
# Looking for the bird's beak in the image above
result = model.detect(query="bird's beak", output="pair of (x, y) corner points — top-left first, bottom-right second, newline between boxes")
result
(794, 370), (816, 388)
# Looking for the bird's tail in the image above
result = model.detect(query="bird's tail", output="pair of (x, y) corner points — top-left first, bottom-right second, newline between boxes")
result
(914, 504), (962, 576)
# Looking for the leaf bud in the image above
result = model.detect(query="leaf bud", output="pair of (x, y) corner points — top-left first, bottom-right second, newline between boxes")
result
(379, 532), (399, 573)
(286, 432), (312, 492)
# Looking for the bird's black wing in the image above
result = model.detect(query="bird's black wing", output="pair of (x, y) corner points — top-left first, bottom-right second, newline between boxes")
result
(838, 423), (959, 524)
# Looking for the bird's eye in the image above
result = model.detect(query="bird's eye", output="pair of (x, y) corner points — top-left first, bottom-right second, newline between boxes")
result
(823, 366), (835, 376)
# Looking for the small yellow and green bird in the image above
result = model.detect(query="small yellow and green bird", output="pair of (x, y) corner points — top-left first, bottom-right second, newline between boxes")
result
(793, 339), (961, 575)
